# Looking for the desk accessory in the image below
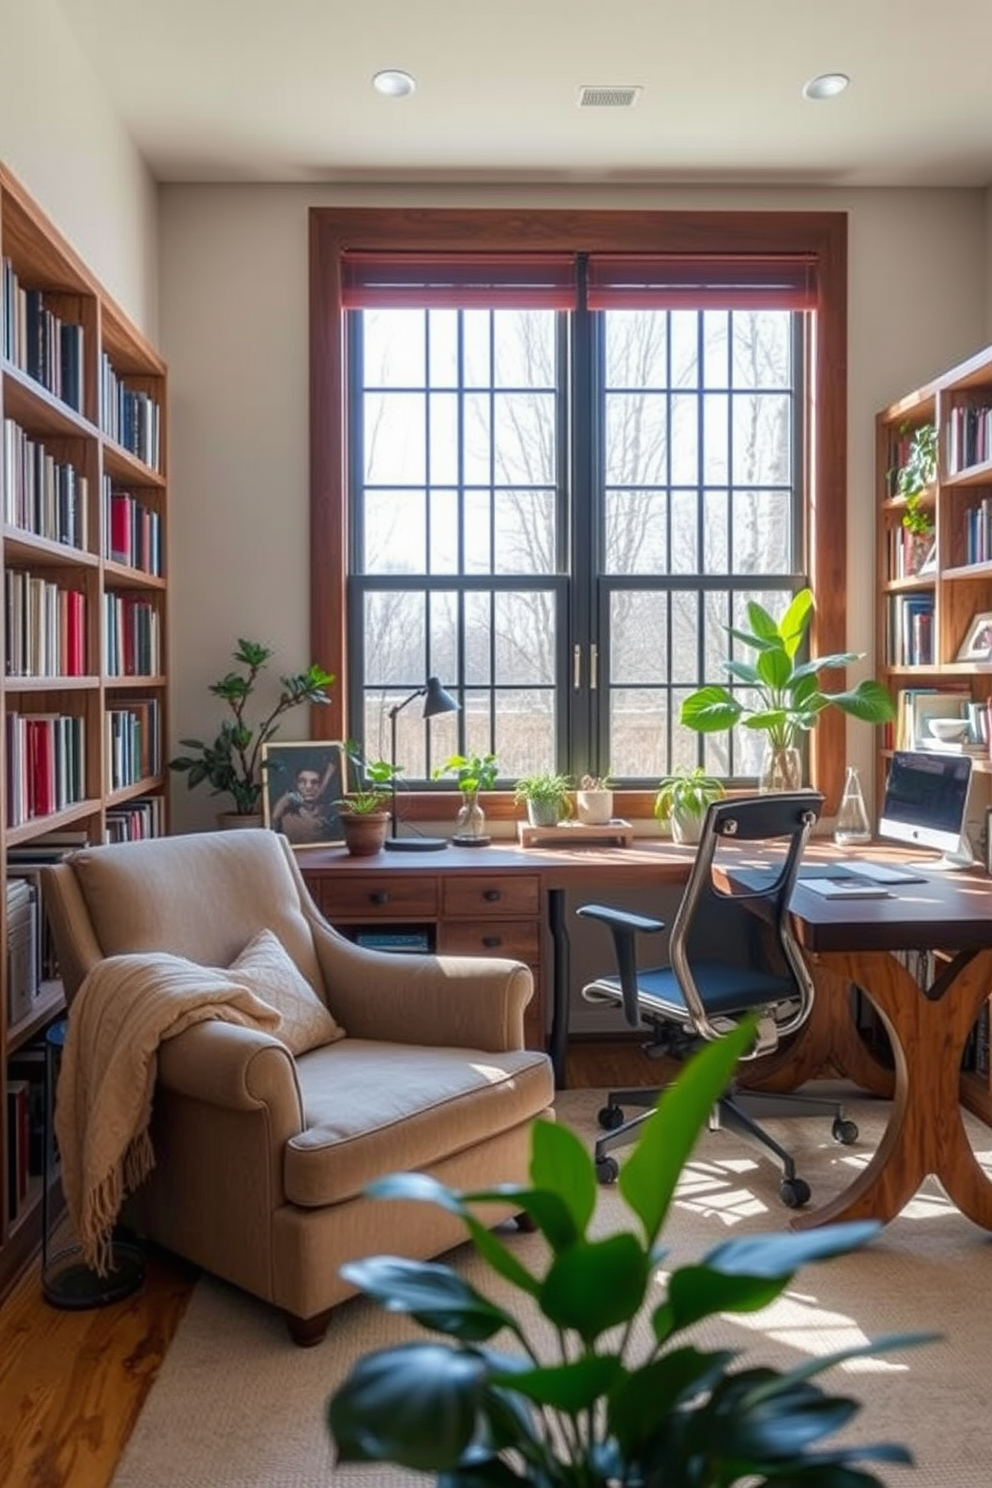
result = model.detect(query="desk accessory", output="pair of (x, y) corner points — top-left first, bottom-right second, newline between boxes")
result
(517, 819), (634, 848)
(385, 677), (459, 852)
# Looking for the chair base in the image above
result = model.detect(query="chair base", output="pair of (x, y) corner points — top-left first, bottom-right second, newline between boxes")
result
(592, 1082), (857, 1206)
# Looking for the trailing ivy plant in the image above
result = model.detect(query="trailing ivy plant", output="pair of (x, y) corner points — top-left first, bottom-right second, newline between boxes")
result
(894, 421), (937, 538)
(328, 1017), (931, 1486)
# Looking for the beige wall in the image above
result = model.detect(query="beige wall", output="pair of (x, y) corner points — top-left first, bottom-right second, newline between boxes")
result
(0, 0), (159, 335)
(160, 182), (990, 832)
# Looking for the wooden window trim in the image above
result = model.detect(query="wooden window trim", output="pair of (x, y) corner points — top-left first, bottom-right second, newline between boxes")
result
(310, 207), (848, 810)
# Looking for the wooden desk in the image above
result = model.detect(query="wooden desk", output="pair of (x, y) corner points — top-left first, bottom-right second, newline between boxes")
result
(298, 840), (992, 1232)
(785, 871), (992, 1230)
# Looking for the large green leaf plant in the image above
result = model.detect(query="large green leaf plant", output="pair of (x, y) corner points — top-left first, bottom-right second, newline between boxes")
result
(328, 1018), (928, 1486)
(680, 590), (895, 753)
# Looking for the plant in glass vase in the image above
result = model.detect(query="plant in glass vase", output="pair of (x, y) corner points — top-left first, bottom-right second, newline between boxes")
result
(680, 589), (895, 792)
(433, 752), (499, 846)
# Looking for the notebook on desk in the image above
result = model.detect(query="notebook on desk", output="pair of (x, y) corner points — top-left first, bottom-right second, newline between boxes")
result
(729, 859), (927, 896)
(796, 860), (928, 886)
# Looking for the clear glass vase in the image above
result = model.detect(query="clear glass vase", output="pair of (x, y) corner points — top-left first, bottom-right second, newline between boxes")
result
(759, 744), (803, 794)
(834, 765), (871, 845)
(453, 791), (490, 845)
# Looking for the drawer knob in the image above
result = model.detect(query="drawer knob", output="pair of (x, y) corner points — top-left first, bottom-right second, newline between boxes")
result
(482, 935), (502, 948)
(483, 889), (501, 902)
(371, 892), (390, 905)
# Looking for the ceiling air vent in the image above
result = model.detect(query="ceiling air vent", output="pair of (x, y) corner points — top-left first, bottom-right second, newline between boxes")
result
(577, 85), (643, 109)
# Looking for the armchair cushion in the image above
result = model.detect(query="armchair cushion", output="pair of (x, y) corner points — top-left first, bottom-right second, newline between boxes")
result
(230, 929), (346, 1055)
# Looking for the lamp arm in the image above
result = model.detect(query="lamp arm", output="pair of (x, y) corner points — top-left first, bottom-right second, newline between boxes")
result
(387, 688), (426, 838)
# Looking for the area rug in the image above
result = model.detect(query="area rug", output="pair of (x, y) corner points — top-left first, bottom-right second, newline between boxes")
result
(110, 1087), (992, 1487)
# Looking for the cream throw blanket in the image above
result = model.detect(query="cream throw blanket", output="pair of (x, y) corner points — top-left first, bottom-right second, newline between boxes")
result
(55, 951), (283, 1274)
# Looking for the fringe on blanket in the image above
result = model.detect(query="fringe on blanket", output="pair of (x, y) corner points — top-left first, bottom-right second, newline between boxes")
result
(81, 1128), (156, 1275)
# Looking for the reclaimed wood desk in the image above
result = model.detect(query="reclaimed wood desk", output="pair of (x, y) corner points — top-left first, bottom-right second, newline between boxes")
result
(298, 840), (992, 1231)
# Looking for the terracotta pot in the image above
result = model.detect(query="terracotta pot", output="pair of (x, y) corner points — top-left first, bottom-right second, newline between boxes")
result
(341, 809), (389, 856)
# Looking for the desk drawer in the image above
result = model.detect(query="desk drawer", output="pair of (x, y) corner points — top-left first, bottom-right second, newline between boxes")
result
(442, 875), (541, 919)
(437, 920), (540, 962)
(318, 876), (438, 922)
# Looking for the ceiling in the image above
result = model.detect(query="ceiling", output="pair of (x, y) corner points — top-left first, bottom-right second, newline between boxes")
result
(53, 0), (992, 189)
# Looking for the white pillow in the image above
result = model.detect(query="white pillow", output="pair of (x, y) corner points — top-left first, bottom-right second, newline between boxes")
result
(229, 929), (345, 1055)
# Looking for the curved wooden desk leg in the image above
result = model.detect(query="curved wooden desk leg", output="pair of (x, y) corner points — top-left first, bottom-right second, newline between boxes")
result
(792, 948), (992, 1231)
(738, 963), (895, 1097)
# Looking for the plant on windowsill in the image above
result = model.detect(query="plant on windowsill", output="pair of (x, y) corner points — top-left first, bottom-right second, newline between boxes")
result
(576, 771), (616, 825)
(168, 638), (334, 825)
(513, 771), (573, 828)
(327, 1015), (929, 1486)
(680, 588), (896, 793)
(433, 752), (499, 845)
(654, 765), (725, 845)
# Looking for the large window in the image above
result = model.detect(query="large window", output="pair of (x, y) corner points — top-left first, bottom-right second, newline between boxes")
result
(311, 210), (848, 806)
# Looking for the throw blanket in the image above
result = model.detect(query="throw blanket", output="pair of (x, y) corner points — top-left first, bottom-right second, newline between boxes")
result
(55, 951), (283, 1274)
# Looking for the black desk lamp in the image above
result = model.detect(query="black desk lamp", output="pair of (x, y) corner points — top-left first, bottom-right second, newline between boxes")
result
(385, 676), (459, 851)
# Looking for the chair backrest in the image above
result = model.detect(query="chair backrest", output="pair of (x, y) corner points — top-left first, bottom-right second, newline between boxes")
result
(42, 828), (326, 1004)
(668, 791), (824, 1049)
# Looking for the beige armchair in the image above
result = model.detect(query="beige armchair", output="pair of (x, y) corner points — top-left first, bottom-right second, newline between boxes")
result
(42, 829), (554, 1344)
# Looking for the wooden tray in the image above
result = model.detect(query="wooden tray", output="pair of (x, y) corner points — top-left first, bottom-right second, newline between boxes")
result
(517, 819), (635, 849)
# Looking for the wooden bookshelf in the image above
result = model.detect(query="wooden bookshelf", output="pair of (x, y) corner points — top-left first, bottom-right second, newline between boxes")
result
(876, 347), (992, 1120)
(0, 163), (169, 1299)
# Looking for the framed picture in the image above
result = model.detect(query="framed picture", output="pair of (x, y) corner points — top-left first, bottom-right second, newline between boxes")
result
(956, 611), (992, 663)
(261, 741), (346, 848)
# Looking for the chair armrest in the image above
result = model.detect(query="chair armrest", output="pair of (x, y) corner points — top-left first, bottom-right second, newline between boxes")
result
(577, 902), (666, 1028)
(308, 918), (533, 1050)
(155, 1021), (305, 1137)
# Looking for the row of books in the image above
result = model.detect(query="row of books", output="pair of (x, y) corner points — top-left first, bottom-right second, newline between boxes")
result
(2, 416), (89, 550)
(885, 525), (935, 581)
(5, 712), (86, 826)
(6, 876), (39, 1025)
(103, 591), (161, 677)
(7, 828), (90, 982)
(886, 592), (934, 666)
(5, 1035), (50, 1222)
(946, 403), (992, 475)
(5, 568), (87, 678)
(107, 700), (162, 790)
(103, 478), (164, 576)
(961, 498), (992, 565)
(1, 260), (85, 412)
(99, 353), (161, 471)
(105, 794), (166, 842)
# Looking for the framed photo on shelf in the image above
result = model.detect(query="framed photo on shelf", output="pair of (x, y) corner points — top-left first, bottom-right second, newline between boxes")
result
(956, 611), (992, 663)
(261, 741), (346, 848)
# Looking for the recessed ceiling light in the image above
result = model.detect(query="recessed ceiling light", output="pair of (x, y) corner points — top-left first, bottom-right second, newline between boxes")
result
(802, 72), (850, 101)
(373, 69), (416, 98)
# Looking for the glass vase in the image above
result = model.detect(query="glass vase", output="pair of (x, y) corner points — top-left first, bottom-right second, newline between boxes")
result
(759, 744), (803, 794)
(834, 765), (871, 845)
(453, 791), (490, 846)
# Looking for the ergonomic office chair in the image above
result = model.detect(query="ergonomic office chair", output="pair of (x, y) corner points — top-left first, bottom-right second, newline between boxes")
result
(577, 792), (858, 1207)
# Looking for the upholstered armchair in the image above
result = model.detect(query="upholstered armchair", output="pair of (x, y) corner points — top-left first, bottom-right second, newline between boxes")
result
(42, 829), (554, 1345)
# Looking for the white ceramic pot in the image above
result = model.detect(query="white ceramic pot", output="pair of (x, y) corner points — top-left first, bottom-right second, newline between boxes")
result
(576, 789), (614, 825)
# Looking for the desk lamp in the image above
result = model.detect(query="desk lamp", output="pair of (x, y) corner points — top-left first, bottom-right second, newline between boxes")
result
(385, 676), (459, 851)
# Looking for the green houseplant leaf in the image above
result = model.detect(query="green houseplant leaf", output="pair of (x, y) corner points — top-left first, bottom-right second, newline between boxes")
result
(328, 1018), (929, 1485)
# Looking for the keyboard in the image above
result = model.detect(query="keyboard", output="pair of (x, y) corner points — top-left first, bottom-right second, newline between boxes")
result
(796, 859), (928, 886)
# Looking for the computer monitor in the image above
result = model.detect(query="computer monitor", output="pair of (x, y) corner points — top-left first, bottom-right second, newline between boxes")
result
(878, 749), (974, 870)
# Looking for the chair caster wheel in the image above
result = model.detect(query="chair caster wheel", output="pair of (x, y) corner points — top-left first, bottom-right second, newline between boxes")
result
(596, 1157), (620, 1185)
(832, 1117), (859, 1145)
(598, 1104), (625, 1131)
(779, 1176), (811, 1208)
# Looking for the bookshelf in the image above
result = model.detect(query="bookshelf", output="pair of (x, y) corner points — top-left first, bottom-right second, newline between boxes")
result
(0, 163), (169, 1298)
(877, 345), (992, 1124)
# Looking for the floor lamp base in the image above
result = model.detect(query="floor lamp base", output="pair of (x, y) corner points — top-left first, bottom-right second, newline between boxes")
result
(43, 1241), (146, 1310)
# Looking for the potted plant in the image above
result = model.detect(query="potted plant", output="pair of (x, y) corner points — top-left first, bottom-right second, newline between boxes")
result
(168, 638), (334, 826)
(680, 589), (895, 792)
(576, 772), (615, 826)
(514, 771), (573, 828)
(328, 1016), (926, 1485)
(433, 752), (499, 845)
(654, 765), (725, 844)
(893, 421), (937, 574)
(337, 748), (398, 856)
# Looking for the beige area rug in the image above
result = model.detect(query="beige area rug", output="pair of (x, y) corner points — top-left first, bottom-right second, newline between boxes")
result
(110, 1086), (992, 1487)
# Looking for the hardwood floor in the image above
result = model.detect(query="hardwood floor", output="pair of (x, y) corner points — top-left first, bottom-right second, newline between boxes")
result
(0, 1040), (655, 1488)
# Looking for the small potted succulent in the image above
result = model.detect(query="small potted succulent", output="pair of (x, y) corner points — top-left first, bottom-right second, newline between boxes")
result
(328, 1016), (927, 1486)
(169, 638), (334, 827)
(654, 765), (725, 844)
(513, 770), (573, 828)
(576, 771), (615, 825)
